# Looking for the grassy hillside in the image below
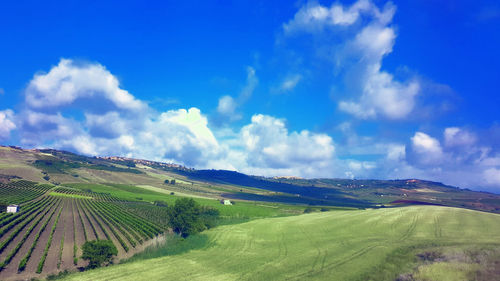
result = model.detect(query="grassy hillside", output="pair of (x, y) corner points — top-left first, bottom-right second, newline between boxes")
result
(64, 206), (500, 281)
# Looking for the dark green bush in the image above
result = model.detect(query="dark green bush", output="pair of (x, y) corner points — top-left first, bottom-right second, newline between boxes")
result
(81, 240), (118, 269)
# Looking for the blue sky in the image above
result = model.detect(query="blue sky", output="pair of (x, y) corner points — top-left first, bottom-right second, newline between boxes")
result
(0, 0), (499, 191)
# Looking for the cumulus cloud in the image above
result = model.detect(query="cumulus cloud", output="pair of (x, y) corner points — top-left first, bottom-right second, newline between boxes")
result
(0, 110), (16, 140)
(283, 0), (420, 120)
(240, 114), (335, 175)
(25, 59), (145, 112)
(15, 59), (339, 176)
(13, 59), (220, 167)
(401, 128), (500, 190)
(409, 132), (444, 165)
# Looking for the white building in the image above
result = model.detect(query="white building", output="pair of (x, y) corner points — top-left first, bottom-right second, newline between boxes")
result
(7, 205), (19, 213)
(220, 200), (232, 205)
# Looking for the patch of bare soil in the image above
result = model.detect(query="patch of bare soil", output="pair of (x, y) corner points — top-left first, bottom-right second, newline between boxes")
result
(76, 201), (97, 241)
(42, 200), (68, 273)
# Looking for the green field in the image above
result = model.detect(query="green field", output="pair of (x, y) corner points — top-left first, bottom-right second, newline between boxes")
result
(64, 206), (500, 281)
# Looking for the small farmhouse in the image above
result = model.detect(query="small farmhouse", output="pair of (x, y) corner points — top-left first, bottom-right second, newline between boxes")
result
(220, 199), (232, 205)
(7, 204), (19, 213)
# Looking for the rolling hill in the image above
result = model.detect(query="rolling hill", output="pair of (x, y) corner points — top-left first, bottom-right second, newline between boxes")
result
(1, 145), (500, 213)
(63, 206), (500, 281)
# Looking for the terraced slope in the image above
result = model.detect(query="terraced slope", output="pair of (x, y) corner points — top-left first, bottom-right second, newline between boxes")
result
(65, 206), (500, 281)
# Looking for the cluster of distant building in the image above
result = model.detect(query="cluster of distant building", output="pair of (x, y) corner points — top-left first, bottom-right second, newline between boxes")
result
(96, 156), (189, 170)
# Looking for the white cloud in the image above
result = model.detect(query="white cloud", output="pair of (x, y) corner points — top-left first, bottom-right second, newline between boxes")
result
(444, 127), (477, 148)
(85, 111), (130, 138)
(399, 128), (500, 190)
(215, 67), (257, 122)
(410, 132), (443, 164)
(0, 109), (16, 140)
(217, 95), (238, 116)
(25, 59), (145, 111)
(386, 144), (405, 161)
(283, 1), (419, 120)
(484, 168), (500, 186)
(279, 74), (302, 92)
(17, 59), (222, 167)
(240, 67), (258, 101)
(19, 111), (83, 145)
(283, 0), (394, 33)
(348, 160), (376, 171)
(237, 114), (336, 177)
(338, 12), (419, 119)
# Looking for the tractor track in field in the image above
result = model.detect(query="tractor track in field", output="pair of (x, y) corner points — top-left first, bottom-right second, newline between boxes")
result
(292, 244), (380, 280)
(296, 225), (325, 275)
(433, 215), (442, 238)
(398, 212), (419, 242)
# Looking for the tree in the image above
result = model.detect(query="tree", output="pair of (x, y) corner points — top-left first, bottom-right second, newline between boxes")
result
(170, 179), (176, 185)
(168, 198), (205, 237)
(81, 240), (117, 269)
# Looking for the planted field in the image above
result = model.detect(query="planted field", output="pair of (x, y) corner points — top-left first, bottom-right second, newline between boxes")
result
(0, 186), (167, 280)
(0, 180), (53, 205)
(64, 206), (500, 281)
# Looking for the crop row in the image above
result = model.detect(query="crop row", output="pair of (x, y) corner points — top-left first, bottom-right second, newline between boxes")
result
(0, 197), (55, 250)
(18, 200), (61, 272)
(0, 197), (51, 230)
(77, 200), (99, 240)
(0, 197), (61, 271)
(0, 182), (52, 204)
(89, 201), (139, 247)
(81, 200), (129, 252)
(100, 202), (163, 238)
(37, 204), (63, 273)
(75, 200), (88, 244)
(53, 187), (121, 202)
(72, 200), (78, 265)
(85, 200), (136, 248)
(117, 202), (170, 227)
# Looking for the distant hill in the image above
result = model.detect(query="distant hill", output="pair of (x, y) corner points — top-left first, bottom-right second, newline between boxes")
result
(1, 145), (500, 213)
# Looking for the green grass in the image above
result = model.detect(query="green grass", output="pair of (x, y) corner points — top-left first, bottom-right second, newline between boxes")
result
(63, 206), (500, 281)
(122, 234), (210, 263)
